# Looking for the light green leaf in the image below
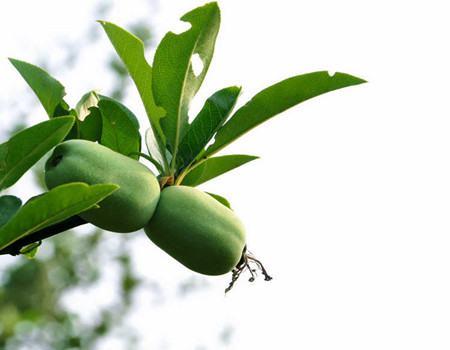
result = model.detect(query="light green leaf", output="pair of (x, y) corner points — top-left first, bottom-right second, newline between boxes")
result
(98, 98), (141, 159)
(145, 127), (166, 170)
(204, 72), (366, 157)
(0, 116), (75, 190)
(76, 91), (100, 121)
(177, 86), (241, 169)
(0, 183), (118, 250)
(99, 21), (165, 142)
(0, 195), (22, 227)
(181, 154), (258, 186)
(152, 2), (221, 165)
(9, 58), (70, 117)
(206, 192), (231, 209)
(20, 241), (41, 259)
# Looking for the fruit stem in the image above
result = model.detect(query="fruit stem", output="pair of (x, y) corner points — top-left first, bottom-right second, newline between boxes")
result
(0, 216), (88, 256)
(225, 246), (273, 293)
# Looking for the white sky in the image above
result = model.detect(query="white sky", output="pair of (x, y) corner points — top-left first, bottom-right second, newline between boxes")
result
(2, 0), (450, 349)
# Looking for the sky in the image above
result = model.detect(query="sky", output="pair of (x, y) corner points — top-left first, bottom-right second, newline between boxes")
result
(2, 0), (450, 349)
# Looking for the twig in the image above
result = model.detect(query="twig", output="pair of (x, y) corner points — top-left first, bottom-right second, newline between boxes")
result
(0, 216), (88, 256)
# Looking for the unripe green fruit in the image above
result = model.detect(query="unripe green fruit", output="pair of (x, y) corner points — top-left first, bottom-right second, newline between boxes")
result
(45, 139), (160, 233)
(144, 186), (246, 276)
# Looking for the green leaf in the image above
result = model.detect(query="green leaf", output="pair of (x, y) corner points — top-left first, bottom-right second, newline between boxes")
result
(0, 116), (75, 190)
(76, 91), (100, 121)
(79, 107), (102, 142)
(20, 241), (41, 259)
(206, 192), (231, 209)
(0, 195), (22, 227)
(177, 86), (241, 169)
(145, 128), (166, 170)
(9, 58), (70, 118)
(0, 183), (118, 250)
(180, 154), (258, 186)
(152, 2), (221, 165)
(99, 21), (165, 142)
(98, 98), (141, 159)
(204, 72), (366, 157)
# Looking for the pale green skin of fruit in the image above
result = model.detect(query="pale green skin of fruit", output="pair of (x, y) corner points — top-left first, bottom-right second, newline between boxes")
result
(145, 186), (246, 276)
(45, 140), (160, 233)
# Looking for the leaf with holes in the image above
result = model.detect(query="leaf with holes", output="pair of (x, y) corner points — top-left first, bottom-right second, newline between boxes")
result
(181, 154), (258, 187)
(204, 72), (366, 157)
(177, 86), (241, 169)
(0, 116), (75, 190)
(9, 58), (70, 118)
(0, 195), (22, 227)
(152, 2), (221, 167)
(99, 21), (166, 144)
(98, 98), (141, 159)
(0, 183), (118, 250)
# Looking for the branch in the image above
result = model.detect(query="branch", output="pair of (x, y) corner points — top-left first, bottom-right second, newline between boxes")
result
(0, 216), (88, 256)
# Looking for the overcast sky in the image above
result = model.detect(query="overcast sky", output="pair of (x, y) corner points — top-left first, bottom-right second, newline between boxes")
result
(2, 0), (450, 349)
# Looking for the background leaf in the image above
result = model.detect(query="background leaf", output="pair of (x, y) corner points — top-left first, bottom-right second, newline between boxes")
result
(180, 154), (258, 186)
(0, 116), (75, 190)
(0, 183), (118, 250)
(206, 192), (231, 209)
(9, 58), (70, 118)
(204, 72), (366, 157)
(152, 2), (220, 163)
(99, 21), (165, 143)
(177, 86), (241, 169)
(0, 195), (22, 227)
(98, 98), (141, 159)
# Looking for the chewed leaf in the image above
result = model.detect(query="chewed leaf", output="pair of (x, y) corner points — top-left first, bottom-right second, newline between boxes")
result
(0, 116), (75, 190)
(177, 86), (241, 169)
(0, 183), (118, 250)
(76, 91), (100, 121)
(152, 2), (221, 164)
(0, 195), (22, 227)
(9, 58), (69, 118)
(204, 72), (366, 157)
(181, 154), (258, 187)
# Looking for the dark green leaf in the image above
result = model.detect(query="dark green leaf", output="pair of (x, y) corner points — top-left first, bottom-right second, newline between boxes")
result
(98, 98), (141, 159)
(204, 72), (366, 157)
(181, 154), (258, 186)
(0, 182), (118, 250)
(0, 195), (22, 227)
(177, 86), (241, 168)
(80, 107), (102, 142)
(152, 2), (220, 163)
(0, 116), (75, 190)
(206, 192), (231, 209)
(99, 21), (165, 142)
(9, 58), (69, 117)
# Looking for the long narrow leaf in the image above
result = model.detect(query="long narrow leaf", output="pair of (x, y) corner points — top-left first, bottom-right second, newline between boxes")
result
(204, 72), (366, 157)
(206, 192), (231, 209)
(9, 58), (70, 117)
(99, 21), (165, 142)
(177, 86), (241, 168)
(181, 154), (258, 186)
(0, 116), (75, 190)
(152, 2), (221, 163)
(0, 183), (118, 250)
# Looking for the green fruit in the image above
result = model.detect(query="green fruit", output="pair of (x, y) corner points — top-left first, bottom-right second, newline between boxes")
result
(45, 139), (160, 233)
(144, 186), (246, 276)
